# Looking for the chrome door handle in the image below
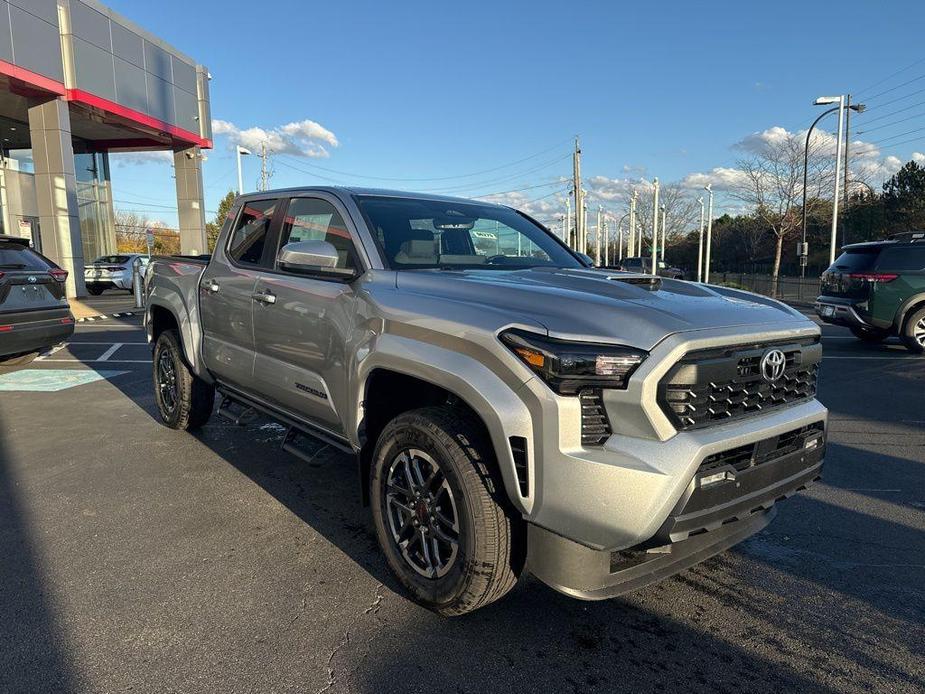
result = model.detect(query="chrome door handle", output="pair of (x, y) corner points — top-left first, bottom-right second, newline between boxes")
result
(252, 290), (276, 305)
(205, 279), (220, 293)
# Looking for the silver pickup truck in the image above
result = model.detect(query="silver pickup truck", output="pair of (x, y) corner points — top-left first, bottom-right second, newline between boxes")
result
(144, 187), (827, 615)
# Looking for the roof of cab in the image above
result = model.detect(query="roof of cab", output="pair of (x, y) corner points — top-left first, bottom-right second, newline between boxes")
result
(234, 186), (504, 207)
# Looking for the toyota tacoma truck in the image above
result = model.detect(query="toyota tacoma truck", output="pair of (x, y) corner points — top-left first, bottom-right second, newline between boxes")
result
(144, 187), (827, 615)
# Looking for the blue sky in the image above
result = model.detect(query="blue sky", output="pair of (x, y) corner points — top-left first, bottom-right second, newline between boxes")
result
(104, 0), (925, 227)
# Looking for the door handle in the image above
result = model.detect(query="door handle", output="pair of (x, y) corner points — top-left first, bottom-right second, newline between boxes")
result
(252, 290), (277, 305)
(205, 279), (220, 293)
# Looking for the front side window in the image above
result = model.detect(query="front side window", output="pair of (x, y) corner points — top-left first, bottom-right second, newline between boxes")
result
(355, 196), (580, 270)
(278, 198), (356, 270)
(228, 199), (277, 266)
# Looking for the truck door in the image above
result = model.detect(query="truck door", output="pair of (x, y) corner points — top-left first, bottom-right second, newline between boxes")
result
(200, 198), (280, 392)
(252, 194), (361, 435)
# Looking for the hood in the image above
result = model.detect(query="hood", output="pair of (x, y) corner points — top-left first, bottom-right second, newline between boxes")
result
(395, 267), (809, 351)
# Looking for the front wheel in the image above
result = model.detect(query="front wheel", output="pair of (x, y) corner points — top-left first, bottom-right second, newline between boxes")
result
(152, 329), (214, 429)
(849, 325), (891, 343)
(900, 308), (925, 354)
(370, 407), (524, 616)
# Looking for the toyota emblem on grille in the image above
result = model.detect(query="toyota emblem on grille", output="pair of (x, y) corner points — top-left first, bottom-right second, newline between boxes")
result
(27, 275), (37, 283)
(760, 349), (786, 383)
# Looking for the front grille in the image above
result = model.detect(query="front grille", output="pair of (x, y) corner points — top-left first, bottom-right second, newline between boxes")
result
(700, 422), (825, 474)
(659, 339), (821, 431)
(580, 388), (611, 446)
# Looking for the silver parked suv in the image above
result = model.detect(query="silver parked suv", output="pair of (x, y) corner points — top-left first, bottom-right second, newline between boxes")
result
(145, 188), (827, 615)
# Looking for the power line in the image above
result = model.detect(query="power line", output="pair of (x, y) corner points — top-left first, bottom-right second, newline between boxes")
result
(853, 57), (925, 99)
(855, 109), (925, 135)
(857, 99), (925, 125)
(471, 179), (567, 198)
(864, 85), (925, 112)
(423, 153), (572, 194)
(268, 138), (572, 183)
(860, 72), (925, 103)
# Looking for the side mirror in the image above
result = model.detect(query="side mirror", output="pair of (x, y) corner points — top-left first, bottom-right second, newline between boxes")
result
(277, 240), (355, 279)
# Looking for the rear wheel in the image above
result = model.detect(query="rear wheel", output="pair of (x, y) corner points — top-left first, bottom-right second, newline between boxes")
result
(152, 329), (214, 429)
(900, 308), (925, 354)
(0, 352), (38, 366)
(370, 407), (523, 616)
(849, 325), (891, 343)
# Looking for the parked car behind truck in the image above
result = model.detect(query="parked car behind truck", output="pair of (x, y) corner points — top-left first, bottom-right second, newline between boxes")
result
(145, 187), (827, 615)
(816, 232), (925, 353)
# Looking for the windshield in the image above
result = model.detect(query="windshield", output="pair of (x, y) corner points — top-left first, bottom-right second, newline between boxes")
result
(355, 195), (582, 270)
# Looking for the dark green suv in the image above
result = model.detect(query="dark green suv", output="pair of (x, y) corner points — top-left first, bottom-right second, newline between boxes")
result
(815, 232), (925, 353)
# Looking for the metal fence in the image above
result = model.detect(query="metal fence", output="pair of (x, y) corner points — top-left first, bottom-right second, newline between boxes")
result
(711, 273), (821, 303)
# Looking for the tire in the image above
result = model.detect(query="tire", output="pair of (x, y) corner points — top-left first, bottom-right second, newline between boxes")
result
(849, 325), (891, 343)
(152, 329), (214, 429)
(370, 406), (524, 616)
(0, 352), (38, 366)
(87, 286), (104, 295)
(900, 307), (925, 354)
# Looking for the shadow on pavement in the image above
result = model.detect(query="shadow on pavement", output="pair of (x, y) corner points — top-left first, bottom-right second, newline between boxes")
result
(0, 413), (79, 693)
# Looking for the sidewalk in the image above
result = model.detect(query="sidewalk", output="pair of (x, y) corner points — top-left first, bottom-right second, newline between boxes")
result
(69, 292), (143, 321)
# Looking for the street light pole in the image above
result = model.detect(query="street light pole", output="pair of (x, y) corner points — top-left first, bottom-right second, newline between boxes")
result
(651, 178), (659, 274)
(628, 189), (638, 257)
(659, 205), (667, 262)
(697, 196), (705, 282)
(236, 145), (252, 195)
(801, 104), (839, 277)
(704, 184), (714, 284)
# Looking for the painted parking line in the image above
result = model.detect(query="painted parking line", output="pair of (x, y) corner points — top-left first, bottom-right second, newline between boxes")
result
(97, 343), (124, 361)
(0, 369), (129, 391)
(37, 358), (151, 364)
(822, 355), (923, 360)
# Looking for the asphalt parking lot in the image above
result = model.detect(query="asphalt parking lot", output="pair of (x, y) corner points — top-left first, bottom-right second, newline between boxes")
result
(2, 302), (923, 694)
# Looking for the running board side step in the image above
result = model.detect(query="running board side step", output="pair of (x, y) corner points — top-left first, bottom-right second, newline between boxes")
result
(217, 395), (258, 426)
(214, 385), (356, 456)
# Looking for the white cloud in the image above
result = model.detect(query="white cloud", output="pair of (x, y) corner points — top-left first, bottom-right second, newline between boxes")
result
(913, 152), (925, 164)
(680, 167), (748, 192)
(110, 150), (174, 166)
(211, 118), (338, 158)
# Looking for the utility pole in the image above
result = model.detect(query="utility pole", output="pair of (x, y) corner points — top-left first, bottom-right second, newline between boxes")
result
(603, 217), (610, 266)
(582, 199), (588, 255)
(697, 196), (705, 282)
(843, 94), (851, 248)
(830, 95), (846, 265)
(650, 178), (660, 274)
(259, 141), (271, 192)
(565, 197), (572, 248)
(659, 205), (667, 262)
(628, 189), (638, 257)
(704, 184), (714, 283)
(595, 205), (603, 265)
(572, 137), (583, 253)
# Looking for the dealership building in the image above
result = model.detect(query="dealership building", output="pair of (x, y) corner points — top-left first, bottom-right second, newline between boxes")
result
(0, 0), (212, 296)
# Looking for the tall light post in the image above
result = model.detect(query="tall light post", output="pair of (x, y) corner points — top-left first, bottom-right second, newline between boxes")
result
(628, 189), (638, 257)
(236, 145), (252, 195)
(704, 184), (714, 283)
(651, 178), (660, 273)
(617, 211), (630, 264)
(595, 205), (603, 265)
(801, 97), (865, 275)
(697, 196), (705, 282)
(659, 204), (667, 262)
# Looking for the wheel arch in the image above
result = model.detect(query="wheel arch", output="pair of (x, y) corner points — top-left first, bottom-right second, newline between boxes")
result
(896, 293), (925, 333)
(353, 339), (535, 515)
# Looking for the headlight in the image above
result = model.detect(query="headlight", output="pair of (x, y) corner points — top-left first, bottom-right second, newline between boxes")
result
(500, 329), (646, 395)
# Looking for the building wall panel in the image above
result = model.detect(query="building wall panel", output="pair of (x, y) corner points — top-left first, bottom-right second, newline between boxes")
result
(69, 0), (111, 53)
(8, 5), (64, 82)
(72, 35), (116, 102)
(0, 2), (13, 64)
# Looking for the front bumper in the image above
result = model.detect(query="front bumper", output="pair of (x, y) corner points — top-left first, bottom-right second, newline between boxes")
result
(527, 424), (825, 599)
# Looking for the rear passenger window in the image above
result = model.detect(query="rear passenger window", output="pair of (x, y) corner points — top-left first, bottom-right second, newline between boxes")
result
(227, 199), (277, 266)
(876, 247), (925, 272)
(278, 198), (356, 270)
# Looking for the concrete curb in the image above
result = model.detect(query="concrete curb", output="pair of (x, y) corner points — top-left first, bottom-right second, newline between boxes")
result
(75, 311), (140, 323)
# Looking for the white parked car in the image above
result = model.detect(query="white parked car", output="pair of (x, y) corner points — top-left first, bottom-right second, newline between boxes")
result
(83, 254), (149, 295)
